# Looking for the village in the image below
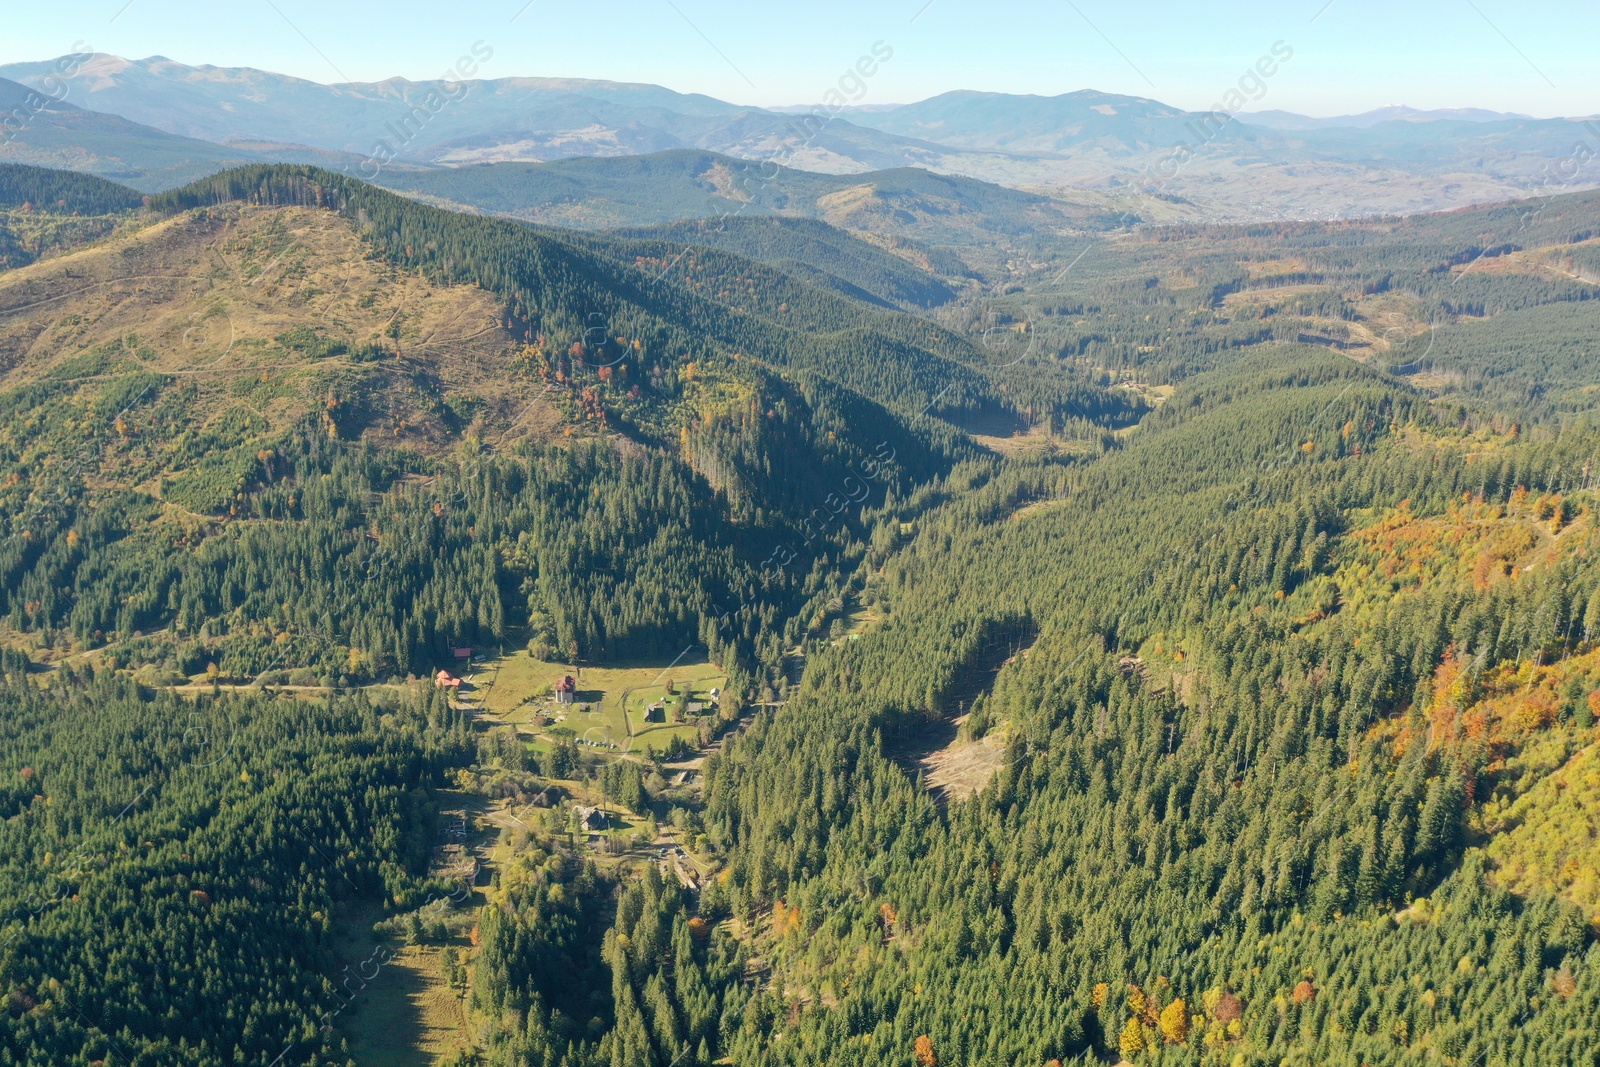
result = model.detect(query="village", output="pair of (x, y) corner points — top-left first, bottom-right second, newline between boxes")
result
(427, 639), (729, 880)
(317, 641), (735, 1063)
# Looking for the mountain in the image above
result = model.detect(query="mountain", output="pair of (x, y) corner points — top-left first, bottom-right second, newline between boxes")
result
(3, 161), (1600, 1067)
(0, 54), (952, 174)
(372, 149), (1108, 271)
(7, 54), (1600, 221)
(833, 88), (1250, 157)
(0, 75), (266, 190)
(580, 216), (960, 310)
(1241, 104), (1539, 129)
(840, 89), (1600, 217)
(0, 75), (382, 191)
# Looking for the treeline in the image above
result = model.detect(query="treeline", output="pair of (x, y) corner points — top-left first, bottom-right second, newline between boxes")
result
(147, 166), (1031, 431)
(0, 162), (144, 214)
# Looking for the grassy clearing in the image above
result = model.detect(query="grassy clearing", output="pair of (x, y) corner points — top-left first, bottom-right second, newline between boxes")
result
(338, 938), (473, 1067)
(840, 604), (882, 641)
(474, 648), (725, 754)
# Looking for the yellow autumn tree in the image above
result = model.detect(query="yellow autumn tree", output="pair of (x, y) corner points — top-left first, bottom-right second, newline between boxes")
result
(1119, 1016), (1146, 1059)
(1159, 998), (1190, 1044)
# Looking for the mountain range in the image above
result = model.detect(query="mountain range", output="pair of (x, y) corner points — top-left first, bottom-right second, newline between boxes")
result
(4, 53), (1600, 219)
(1239, 104), (1537, 129)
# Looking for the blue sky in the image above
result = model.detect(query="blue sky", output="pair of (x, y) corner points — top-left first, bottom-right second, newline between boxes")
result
(4, 0), (1597, 117)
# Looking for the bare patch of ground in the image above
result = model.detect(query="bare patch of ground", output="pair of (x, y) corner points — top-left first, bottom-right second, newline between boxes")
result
(919, 714), (1010, 803)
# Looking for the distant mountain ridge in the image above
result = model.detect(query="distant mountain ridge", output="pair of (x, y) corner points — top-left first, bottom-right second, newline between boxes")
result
(0, 74), (398, 190)
(5, 54), (1600, 218)
(0, 53), (946, 175)
(830, 88), (1224, 156)
(1239, 105), (1541, 129)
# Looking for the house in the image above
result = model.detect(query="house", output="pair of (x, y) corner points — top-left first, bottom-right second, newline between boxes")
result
(434, 669), (462, 689)
(709, 687), (721, 701)
(686, 701), (704, 716)
(644, 701), (666, 723)
(452, 647), (472, 660)
(573, 805), (608, 831)
(555, 675), (577, 704)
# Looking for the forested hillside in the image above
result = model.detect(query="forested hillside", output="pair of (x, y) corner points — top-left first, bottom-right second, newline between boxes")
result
(373, 149), (1109, 277)
(0, 164), (141, 271)
(0, 163), (1596, 1067)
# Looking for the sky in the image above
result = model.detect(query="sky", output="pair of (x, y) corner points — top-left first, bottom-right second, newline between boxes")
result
(2, 0), (1597, 118)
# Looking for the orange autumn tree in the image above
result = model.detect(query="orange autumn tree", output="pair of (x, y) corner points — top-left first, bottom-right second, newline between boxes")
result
(1127, 984), (1156, 1026)
(913, 1034), (936, 1066)
(771, 900), (802, 937)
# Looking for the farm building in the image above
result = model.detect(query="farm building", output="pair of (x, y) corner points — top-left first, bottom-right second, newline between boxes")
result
(645, 701), (666, 723)
(555, 675), (577, 704)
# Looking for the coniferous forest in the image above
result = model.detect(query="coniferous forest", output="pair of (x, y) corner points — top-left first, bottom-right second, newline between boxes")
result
(0, 159), (1598, 1067)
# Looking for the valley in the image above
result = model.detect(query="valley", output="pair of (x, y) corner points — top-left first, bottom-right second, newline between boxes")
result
(0, 133), (1599, 1067)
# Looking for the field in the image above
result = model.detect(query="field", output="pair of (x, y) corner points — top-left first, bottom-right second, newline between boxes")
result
(338, 941), (472, 1067)
(334, 791), (486, 1065)
(470, 647), (726, 756)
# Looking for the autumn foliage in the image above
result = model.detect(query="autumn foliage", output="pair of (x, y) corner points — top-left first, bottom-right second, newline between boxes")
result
(1159, 998), (1190, 1043)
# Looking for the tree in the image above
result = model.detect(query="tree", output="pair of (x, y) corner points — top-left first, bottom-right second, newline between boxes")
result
(1119, 1016), (1146, 1059)
(1158, 999), (1189, 1044)
(913, 1034), (936, 1067)
(548, 734), (580, 779)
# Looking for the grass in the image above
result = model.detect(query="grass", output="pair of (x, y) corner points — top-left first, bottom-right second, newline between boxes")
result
(840, 604), (882, 641)
(339, 940), (472, 1067)
(474, 647), (725, 754)
(0, 203), (563, 475)
(335, 790), (485, 1064)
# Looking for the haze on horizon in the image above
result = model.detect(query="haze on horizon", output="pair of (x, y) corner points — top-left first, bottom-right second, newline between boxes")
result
(4, 0), (1597, 120)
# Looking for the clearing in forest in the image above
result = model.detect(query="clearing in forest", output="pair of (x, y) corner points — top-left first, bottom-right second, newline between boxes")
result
(919, 713), (1011, 803)
(474, 648), (726, 754)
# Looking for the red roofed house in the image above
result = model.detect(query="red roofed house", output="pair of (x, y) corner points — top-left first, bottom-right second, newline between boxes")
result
(435, 669), (463, 689)
(555, 675), (577, 704)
